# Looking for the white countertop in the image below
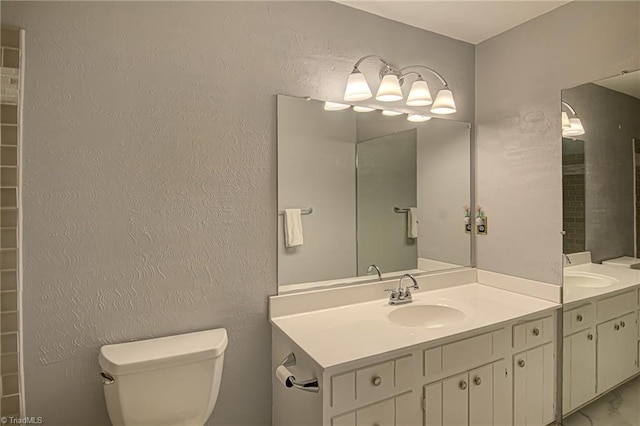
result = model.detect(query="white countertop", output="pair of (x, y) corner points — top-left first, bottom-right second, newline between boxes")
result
(564, 263), (640, 305)
(271, 283), (559, 369)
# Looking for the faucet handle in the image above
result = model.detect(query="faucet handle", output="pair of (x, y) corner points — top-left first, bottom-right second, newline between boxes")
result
(385, 288), (399, 300)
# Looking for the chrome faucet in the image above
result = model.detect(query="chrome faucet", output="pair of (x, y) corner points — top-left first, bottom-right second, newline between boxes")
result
(563, 253), (572, 265)
(385, 273), (419, 305)
(367, 264), (382, 281)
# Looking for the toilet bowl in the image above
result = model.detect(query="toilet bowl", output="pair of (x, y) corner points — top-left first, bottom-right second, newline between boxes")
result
(98, 328), (227, 426)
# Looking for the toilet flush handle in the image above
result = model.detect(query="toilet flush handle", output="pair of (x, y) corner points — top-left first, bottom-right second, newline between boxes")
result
(101, 372), (115, 385)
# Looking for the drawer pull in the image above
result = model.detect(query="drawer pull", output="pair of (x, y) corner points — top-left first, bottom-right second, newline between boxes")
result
(518, 359), (526, 368)
(576, 314), (583, 322)
(587, 333), (593, 341)
(620, 321), (626, 328)
(532, 327), (540, 336)
(614, 324), (620, 331)
(473, 376), (482, 386)
(459, 380), (468, 390)
(372, 376), (382, 387)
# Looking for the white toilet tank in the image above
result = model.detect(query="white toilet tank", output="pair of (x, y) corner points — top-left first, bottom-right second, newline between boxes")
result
(98, 328), (228, 426)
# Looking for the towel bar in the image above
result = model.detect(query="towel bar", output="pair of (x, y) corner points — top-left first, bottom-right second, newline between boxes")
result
(278, 207), (313, 216)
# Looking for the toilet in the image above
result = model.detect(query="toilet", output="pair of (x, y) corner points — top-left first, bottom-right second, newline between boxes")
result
(98, 328), (228, 426)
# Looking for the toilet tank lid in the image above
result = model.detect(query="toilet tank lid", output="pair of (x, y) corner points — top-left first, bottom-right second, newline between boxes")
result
(99, 328), (228, 375)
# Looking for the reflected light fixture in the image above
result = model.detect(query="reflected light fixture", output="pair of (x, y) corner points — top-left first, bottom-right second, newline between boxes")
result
(323, 101), (351, 111)
(343, 55), (457, 114)
(407, 114), (432, 122)
(382, 110), (403, 116)
(353, 106), (376, 112)
(561, 101), (585, 137)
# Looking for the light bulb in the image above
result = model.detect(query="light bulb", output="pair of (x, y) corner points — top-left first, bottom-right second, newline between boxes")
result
(563, 118), (585, 137)
(382, 110), (403, 116)
(431, 89), (457, 114)
(376, 74), (403, 102)
(344, 69), (372, 102)
(407, 114), (431, 122)
(406, 79), (433, 106)
(323, 101), (351, 111)
(353, 106), (375, 112)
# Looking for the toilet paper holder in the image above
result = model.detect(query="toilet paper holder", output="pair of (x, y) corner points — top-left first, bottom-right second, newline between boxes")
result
(277, 353), (319, 393)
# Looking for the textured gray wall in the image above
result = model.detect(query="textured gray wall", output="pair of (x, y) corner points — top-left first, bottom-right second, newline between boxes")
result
(476, 1), (640, 285)
(562, 83), (640, 263)
(417, 121), (471, 266)
(277, 96), (357, 285)
(0, 2), (474, 425)
(357, 129), (417, 274)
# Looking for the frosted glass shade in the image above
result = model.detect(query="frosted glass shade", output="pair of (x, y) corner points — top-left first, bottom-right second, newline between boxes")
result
(561, 112), (571, 129)
(563, 118), (585, 137)
(344, 70), (372, 102)
(376, 75), (403, 102)
(407, 114), (431, 122)
(382, 110), (403, 116)
(323, 101), (351, 111)
(430, 89), (457, 114)
(353, 106), (375, 112)
(406, 79), (433, 106)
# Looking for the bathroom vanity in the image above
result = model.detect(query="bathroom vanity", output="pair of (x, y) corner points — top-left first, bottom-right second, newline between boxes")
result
(562, 254), (640, 415)
(270, 271), (560, 426)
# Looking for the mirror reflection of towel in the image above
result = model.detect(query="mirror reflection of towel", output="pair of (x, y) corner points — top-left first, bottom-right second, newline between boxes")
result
(284, 209), (304, 247)
(408, 208), (418, 239)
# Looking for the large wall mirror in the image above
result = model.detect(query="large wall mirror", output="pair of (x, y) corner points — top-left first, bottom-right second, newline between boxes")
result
(561, 70), (640, 423)
(277, 95), (472, 292)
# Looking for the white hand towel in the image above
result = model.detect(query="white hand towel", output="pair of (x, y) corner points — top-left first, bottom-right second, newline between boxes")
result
(284, 209), (304, 247)
(408, 208), (418, 239)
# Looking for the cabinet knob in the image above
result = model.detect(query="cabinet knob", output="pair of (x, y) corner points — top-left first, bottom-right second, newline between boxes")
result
(372, 376), (382, 387)
(576, 314), (583, 322)
(474, 376), (482, 386)
(518, 359), (526, 368)
(532, 327), (540, 336)
(614, 324), (620, 331)
(587, 333), (593, 340)
(620, 321), (626, 328)
(459, 380), (468, 390)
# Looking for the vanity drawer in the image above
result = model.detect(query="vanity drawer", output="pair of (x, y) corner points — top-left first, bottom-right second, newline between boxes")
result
(564, 303), (595, 335)
(424, 330), (503, 377)
(331, 355), (412, 411)
(513, 315), (553, 350)
(596, 290), (636, 322)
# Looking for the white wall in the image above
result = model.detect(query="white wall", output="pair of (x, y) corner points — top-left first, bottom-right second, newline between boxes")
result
(475, 1), (640, 285)
(277, 96), (357, 285)
(0, 2), (475, 424)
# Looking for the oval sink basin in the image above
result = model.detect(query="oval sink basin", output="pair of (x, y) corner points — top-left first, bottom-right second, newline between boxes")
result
(388, 305), (465, 328)
(564, 272), (619, 288)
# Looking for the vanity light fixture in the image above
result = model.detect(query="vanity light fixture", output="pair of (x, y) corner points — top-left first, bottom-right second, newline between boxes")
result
(353, 106), (376, 112)
(323, 101), (351, 111)
(344, 55), (457, 114)
(382, 110), (403, 116)
(407, 114), (432, 122)
(561, 101), (585, 137)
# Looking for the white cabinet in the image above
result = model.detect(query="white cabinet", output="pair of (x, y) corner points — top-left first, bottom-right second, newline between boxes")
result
(423, 360), (510, 426)
(563, 328), (596, 414)
(513, 343), (554, 426)
(331, 393), (414, 426)
(596, 311), (638, 393)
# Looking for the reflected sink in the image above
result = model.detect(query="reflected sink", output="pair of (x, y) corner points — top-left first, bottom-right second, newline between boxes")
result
(564, 271), (619, 288)
(387, 305), (465, 328)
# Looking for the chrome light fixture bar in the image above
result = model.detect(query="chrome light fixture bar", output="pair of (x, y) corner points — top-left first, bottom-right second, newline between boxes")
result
(344, 55), (457, 114)
(561, 101), (585, 137)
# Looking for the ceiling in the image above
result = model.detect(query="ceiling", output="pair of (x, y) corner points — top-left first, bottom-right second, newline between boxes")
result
(334, 0), (571, 44)
(594, 70), (640, 100)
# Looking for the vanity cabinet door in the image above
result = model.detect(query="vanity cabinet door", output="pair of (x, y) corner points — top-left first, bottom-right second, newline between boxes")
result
(468, 364), (493, 425)
(513, 343), (554, 426)
(597, 312), (638, 393)
(442, 373), (469, 426)
(356, 398), (394, 426)
(563, 328), (596, 414)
